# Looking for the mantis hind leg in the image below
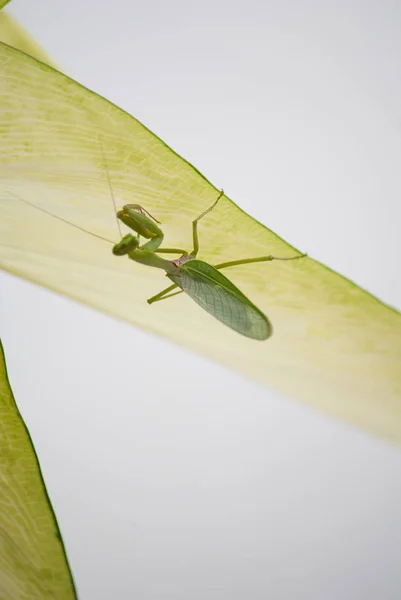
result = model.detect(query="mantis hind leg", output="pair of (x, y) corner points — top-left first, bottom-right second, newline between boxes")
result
(147, 283), (183, 304)
(191, 189), (224, 257)
(213, 253), (307, 270)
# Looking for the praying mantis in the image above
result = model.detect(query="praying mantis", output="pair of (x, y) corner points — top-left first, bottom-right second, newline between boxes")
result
(112, 193), (305, 340)
(11, 177), (306, 341)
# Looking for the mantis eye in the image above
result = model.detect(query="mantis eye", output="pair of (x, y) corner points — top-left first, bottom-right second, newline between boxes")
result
(113, 234), (139, 256)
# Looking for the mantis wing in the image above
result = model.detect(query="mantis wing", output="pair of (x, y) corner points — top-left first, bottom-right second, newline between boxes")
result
(168, 259), (272, 340)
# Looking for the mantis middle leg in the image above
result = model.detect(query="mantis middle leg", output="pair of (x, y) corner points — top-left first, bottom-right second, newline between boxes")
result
(191, 189), (224, 257)
(147, 283), (181, 304)
(146, 253), (306, 304)
(213, 253), (306, 270)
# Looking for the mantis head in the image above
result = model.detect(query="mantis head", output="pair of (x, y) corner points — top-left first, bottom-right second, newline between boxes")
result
(113, 234), (140, 256)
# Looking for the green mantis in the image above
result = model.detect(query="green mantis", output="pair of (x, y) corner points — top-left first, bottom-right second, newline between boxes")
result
(11, 188), (305, 341)
(110, 191), (305, 340)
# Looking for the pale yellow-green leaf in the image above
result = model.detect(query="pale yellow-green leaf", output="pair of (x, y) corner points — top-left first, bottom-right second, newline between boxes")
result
(0, 8), (55, 67)
(1, 41), (400, 445)
(0, 339), (77, 599)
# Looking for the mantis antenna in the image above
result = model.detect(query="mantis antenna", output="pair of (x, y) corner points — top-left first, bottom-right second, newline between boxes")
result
(8, 191), (115, 245)
(99, 137), (123, 239)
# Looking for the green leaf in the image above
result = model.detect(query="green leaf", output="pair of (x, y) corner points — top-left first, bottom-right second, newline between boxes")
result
(0, 1), (12, 11)
(0, 7), (55, 66)
(1, 39), (400, 445)
(0, 339), (77, 599)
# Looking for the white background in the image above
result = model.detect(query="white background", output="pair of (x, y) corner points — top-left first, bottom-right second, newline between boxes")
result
(1, 1), (401, 598)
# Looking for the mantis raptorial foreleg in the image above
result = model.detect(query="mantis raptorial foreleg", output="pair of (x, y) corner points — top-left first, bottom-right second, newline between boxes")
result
(191, 189), (224, 257)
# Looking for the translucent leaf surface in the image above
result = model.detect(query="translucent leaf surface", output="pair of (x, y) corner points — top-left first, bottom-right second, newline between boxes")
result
(1, 39), (400, 445)
(0, 339), (77, 599)
(0, 8), (54, 66)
